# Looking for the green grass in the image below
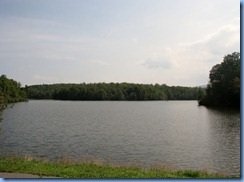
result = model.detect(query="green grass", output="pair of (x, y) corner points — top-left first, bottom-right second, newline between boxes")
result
(0, 157), (239, 178)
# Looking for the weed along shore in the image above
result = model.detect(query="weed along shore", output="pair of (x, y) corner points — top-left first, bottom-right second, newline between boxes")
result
(0, 157), (238, 178)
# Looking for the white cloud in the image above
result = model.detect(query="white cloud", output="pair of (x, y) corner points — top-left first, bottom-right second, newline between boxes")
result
(131, 38), (138, 44)
(142, 52), (173, 69)
(89, 59), (111, 66)
(176, 17), (240, 62)
(140, 17), (239, 86)
(32, 74), (59, 84)
(175, 18), (237, 65)
(175, 18), (239, 84)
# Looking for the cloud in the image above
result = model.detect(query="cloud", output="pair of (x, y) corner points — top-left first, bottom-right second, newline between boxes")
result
(32, 74), (59, 84)
(177, 18), (239, 84)
(131, 38), (138, 44)
(89, 59), (111, 66)
(140, 17), (239, 85)
(176, 17), (240, 63)
(142, 54), (172, 69)
(0, 10), (239, 87)
(164, 18), (239, 70)
(31, 74), (82, 84)
(0, 15), (66, 42)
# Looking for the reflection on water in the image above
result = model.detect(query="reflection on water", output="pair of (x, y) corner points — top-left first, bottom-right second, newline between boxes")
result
(205, 107), (240, 175)
(0, 100), (240, 175)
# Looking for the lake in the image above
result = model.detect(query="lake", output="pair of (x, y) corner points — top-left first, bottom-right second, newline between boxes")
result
(0, 100), (240, 175)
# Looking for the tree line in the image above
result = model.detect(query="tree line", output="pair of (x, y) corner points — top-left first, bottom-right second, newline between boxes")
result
(198, 52), (240, 107)
(0, 75), (27, 111)
(27, 83), (201, 101)
(0, 52), (239, 107)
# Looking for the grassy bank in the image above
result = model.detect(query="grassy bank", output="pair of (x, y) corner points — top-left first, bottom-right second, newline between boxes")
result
(0, 157), (238, 178)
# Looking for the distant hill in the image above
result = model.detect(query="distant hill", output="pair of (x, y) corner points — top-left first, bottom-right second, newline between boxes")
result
(198, 85), (207, 88)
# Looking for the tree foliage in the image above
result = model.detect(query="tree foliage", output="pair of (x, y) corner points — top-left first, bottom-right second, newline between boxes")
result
(199, 52), (240, 107)
(27, 83), (201, 101)
(0, 75), (27, 111)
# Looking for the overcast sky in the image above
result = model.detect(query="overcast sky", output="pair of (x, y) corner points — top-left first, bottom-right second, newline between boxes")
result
(0, 0), (240, 86)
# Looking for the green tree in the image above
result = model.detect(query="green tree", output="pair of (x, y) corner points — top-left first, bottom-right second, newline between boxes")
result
(199, 52), (240, 106)
(197, 87), (205, 101)
(0, 75), (27, 111)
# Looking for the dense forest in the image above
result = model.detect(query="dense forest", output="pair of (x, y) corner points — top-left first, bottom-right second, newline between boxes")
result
(198, 52), (240, 107)
(27, 83), (201, 101)
(0, 75), (27, 111)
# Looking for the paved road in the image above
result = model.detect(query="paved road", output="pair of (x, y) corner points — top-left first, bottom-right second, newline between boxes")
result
(0, 172), (60, 178)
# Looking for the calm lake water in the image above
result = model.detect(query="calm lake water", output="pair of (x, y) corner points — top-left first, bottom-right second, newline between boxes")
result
(0, 100), (240, 175)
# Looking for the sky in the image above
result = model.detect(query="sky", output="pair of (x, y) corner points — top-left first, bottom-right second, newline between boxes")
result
(0, 0), (240, 87)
